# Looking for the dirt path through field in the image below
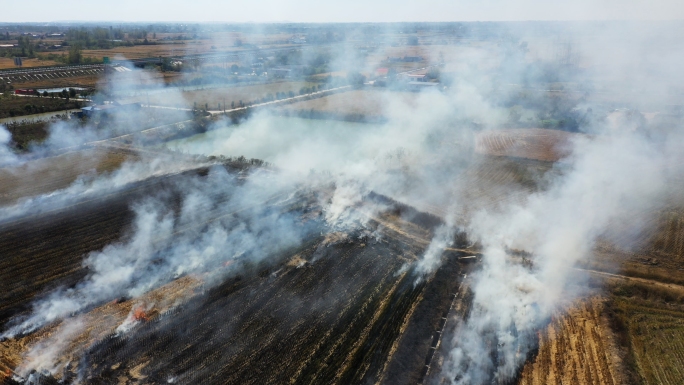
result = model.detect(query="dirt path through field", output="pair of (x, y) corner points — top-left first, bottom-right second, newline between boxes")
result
(576, 268), (684, 293)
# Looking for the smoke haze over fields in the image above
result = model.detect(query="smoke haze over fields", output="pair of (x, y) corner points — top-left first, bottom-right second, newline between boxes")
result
(2, 17), (684, 385)
(3, 0), (684, 22)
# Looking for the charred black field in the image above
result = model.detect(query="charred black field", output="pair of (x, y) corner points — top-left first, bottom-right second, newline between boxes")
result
(0, 156), (473, 385)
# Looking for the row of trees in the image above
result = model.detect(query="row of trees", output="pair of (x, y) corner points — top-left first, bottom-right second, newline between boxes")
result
(64, 27), (151, 48)
(0, 36), (37, 58)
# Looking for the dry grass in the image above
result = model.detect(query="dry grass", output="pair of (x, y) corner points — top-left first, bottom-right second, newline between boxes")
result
(127, 81), (317, 108)
(83, 43), (199, 60)
(0, 148), (136, 206)
(0, 57), (60, 70)
(518, 297), (625, 385)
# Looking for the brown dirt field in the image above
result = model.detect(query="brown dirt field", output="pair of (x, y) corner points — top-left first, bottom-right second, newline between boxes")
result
(9, 74), (101, 89)
(0, 148), (136, 206)
(81, 40), (273, 61)
(518, 297), (625, 385)
(0, 57), (60, 70)
(474, 128), (579, 163)
(10, 71), (182, 90)
(276, 89), (417, 119)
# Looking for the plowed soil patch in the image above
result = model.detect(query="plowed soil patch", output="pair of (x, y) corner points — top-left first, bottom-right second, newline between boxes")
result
(475, 128), (578, 163)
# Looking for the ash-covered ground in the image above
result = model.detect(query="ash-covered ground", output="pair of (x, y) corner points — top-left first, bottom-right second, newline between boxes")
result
(0, 157), (476, 385)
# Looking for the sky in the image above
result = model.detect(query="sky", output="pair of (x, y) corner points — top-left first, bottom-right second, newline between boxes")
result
(1, 0), (684, 23)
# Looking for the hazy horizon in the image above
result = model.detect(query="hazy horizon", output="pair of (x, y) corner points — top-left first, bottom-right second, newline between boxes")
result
(3, 0), (684, 23)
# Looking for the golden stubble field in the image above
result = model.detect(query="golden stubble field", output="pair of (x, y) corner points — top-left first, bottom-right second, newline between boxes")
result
(518, 297), (625, 385)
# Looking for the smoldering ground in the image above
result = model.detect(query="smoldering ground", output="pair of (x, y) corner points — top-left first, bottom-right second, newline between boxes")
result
(0, 80), (484, 379)
(3, 21), (684, 384)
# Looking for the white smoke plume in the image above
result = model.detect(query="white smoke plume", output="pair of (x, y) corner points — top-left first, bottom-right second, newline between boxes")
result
(1, 165), (312, 339)
(0, 125), (20, 167)
(0, 152), (205, 222)
(437, 129), (681, 384)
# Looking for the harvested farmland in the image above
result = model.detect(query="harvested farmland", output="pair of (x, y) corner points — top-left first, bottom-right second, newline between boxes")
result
(517, 297), (625, 385)
(128, 81), (318, 109)
(0, 164), (212, 331)
(474, 128), (578, 163)
(0, 147), (135, 206)
(276, 89), (417, 122)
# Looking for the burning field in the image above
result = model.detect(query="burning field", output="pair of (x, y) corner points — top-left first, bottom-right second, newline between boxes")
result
(4, 20), (684, 385)
(0, 150), (476, 384)
(3, 108), (684, 385)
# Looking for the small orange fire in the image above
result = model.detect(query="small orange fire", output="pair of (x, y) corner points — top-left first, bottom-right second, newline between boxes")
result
(132, 306), (149, 322)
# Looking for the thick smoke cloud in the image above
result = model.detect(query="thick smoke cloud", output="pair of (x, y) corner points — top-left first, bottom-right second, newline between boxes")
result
(1, 165), (315, 339)
(439, 129), (679, 384)
(0, 152), (204, 222)
(430, 23), (684, 385)
(0, 125), (20, 167)
(2, 80), (482, 378)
